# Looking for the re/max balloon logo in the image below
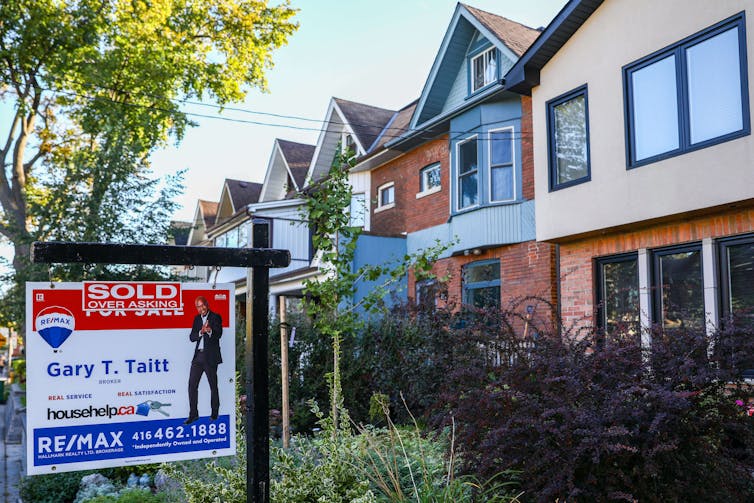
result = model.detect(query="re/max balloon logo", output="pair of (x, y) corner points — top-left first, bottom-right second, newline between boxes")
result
(36, 306), (76, 349)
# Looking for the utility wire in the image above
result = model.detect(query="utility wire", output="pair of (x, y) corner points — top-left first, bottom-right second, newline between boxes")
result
(3, 84), (536, 144)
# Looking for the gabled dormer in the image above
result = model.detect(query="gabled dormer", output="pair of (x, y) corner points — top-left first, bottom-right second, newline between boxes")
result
(411, 3), (540, 129)
(259, 139), (315, 202)
(187, 199), (218, 246)
(306, 97), (395, 185)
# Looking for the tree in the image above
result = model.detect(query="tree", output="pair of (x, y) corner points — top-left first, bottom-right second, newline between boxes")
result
(0, 0), (298, 327)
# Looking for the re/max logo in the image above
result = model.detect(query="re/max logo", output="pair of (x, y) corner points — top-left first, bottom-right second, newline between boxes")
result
(37, 432), (123, 453)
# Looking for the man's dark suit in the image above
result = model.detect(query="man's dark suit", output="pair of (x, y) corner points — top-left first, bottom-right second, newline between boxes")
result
(188, 310), (223, 419)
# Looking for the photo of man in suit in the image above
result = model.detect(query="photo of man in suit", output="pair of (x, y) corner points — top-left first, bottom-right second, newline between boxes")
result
(185, 295), (223, 424)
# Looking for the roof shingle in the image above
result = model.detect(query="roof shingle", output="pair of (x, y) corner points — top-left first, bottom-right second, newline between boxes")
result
(277, 139), (315, 189)
(334, 98), (396, 152)
(198, 200), (218, 229)
(225, 179), (262, 211)
(463, 4), (541, 57)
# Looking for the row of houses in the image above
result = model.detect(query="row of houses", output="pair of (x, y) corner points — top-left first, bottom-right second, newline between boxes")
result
(177, 0), (754, 337)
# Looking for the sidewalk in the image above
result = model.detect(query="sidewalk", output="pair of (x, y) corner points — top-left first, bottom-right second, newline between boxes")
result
(1, 387), (23, 503)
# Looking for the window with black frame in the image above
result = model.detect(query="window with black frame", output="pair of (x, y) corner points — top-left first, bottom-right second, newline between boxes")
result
(596, 253), (640, 338)
(462, 260), (500, 308)
(720, 234), (754, 325)
(719, 234), (754, 376)
(652, 244), (705, 331)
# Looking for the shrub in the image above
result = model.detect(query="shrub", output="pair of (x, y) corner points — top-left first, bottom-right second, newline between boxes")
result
(20, 471), (84, 503)
(443, 306), (754, 502)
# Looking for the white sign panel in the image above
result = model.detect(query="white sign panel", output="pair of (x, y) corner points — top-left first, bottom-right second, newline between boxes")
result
(25, 282), (236, 475)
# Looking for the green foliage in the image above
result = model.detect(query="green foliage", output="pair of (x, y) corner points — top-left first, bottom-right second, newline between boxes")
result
(270, 402), (376, 503)
(302, 148), (450, 425)
(11, 358), (25, 382)
(0, 0), (298, 328)
(20, 471), (84, 503)
(84, 490), (165, 503)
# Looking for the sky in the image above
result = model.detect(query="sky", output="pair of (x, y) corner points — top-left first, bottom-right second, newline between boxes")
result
(151, 0), (567, 222)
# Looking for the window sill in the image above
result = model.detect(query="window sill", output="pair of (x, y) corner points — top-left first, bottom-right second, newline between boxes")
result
(374, 203), (395, 214)
(416, 187), (441, 199)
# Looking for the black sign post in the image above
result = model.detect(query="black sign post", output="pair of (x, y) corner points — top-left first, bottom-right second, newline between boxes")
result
(31, 240), (290, 503)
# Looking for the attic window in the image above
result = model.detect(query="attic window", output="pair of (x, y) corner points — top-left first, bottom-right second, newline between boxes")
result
(471, 47), (497, 93)
(344, 134), (357, 156)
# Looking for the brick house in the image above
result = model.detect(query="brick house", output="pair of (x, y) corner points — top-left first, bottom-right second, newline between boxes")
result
(353, 4), (557, 316)
(506, 0), (754, 341)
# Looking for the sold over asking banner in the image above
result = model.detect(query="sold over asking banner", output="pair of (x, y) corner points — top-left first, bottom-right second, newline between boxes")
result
(25, 281), (236, 475)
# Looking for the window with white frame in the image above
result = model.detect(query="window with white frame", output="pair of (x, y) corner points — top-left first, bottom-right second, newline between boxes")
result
(418, 162), (441, 195)
(457, 137), (478, 210)
(349, 193), (366, 227)
(376, 182), (395, 211)
(624, 14), (749, 167)
(490, 128), (514, 201)
(471, 47), (497, 93)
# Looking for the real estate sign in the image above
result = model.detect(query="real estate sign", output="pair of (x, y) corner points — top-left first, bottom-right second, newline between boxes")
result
(25, 282), (236, 475)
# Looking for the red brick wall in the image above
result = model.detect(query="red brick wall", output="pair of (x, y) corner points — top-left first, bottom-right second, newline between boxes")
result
(559, 206), (754, 328)
(370, 136), (449, 236)
(408, 240), (557, 322)
(520, 95), (535, 201)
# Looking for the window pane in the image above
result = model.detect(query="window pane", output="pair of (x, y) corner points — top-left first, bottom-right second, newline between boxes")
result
(421, 164), (440, 191)
(464, 262), (500, 283)
(491, 166), (513, 201)
(467, 286), (500, 308)
(473, 56), (485, 91)
(658, 250), (704, 330)
(459, 173), (477, 208)
(380, 186), (394, 206)
(216, 234), (227, 247)
(226, 228), (239, 248)
(484, 51), (497, 86)
(350, 193), (366, 227)
(553, 94), (588, 184)
(727, 242), (754, 322)
(631, 55), (680, 161)
(491, 130), (512, 165)
(459, 139), (477, 174)
(600, 259), (639, 335)
(687, 27), (743, 144)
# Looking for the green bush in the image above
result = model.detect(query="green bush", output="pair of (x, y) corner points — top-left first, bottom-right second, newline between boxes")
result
(20, 471), (83, 503)
(11, 358), (25, 382)
(85, 489), (166, 502)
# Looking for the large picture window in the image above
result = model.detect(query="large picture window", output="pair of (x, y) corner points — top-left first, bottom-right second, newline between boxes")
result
(652, 244), (705, 331)
(547, 85), (590, 191)
(457, 137), (478, 210)
(462, 260), (500, 308)
(596, 253), (640, 336)
(489, 127), (514, 202)
(624, 14), (749, 167)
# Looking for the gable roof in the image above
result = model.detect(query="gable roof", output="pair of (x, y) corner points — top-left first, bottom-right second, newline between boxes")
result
(506, 0), (604, 94)
(226, 179), (262, 211)
(334, 98), (396, 153)
(350, 100), (420, 173)
(305, 97), (397, 185)
(277, 139), (315, 189)
(410, 3), (540, 129)
(463, 4), (541, 57)
(199, 200), (218, 229)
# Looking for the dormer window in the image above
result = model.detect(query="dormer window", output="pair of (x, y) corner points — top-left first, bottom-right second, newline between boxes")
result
(471, 47), (497, 93)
